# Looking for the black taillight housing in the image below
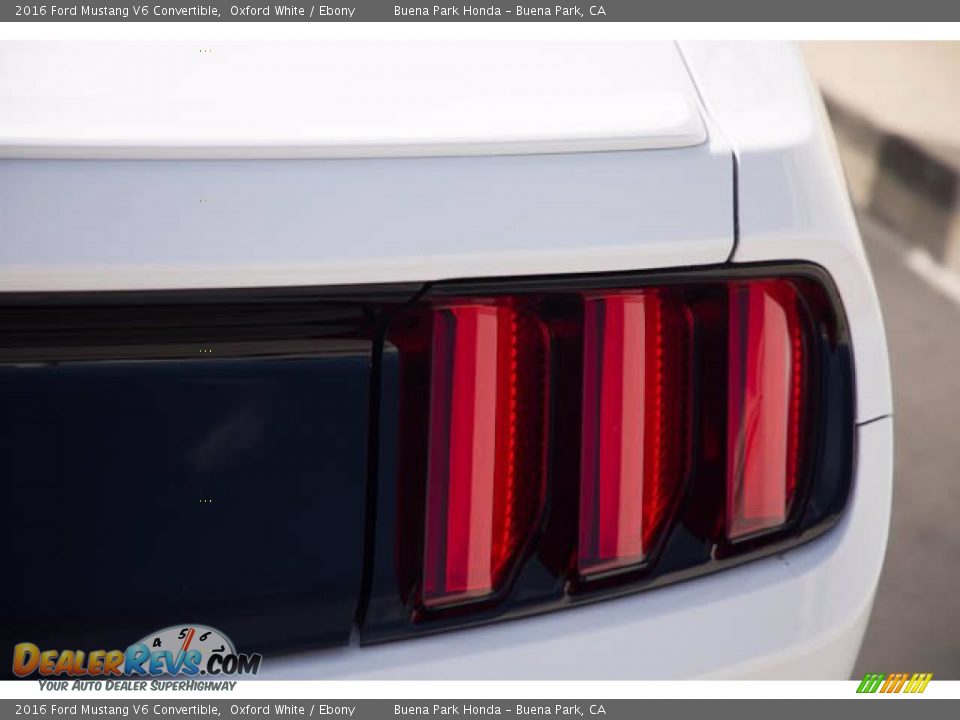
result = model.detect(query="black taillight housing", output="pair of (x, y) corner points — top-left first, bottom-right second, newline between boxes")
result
(360, 264), (854, 643)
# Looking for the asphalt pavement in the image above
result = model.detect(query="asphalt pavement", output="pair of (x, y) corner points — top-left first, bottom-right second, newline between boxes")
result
(852, 214), (960, 678)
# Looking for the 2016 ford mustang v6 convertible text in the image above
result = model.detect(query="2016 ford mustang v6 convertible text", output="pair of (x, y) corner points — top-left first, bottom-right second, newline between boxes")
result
(0, 41), (892, 679)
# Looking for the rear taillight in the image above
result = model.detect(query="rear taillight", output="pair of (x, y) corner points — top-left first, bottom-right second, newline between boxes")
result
(422, 304), (547, 607)
(577, 291), (689, 576)
(365, 266), (854, 642)
(726, 282), (806, 540)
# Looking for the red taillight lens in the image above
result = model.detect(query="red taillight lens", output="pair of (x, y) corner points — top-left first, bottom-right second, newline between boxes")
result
(422, 303), (547, 607)
(577, 291), (690, 576)
(726, 281), (805, 540)
(373, 270), (844, 637)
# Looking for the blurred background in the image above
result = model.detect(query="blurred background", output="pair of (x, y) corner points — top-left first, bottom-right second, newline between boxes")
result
(802, 42), (960, 678)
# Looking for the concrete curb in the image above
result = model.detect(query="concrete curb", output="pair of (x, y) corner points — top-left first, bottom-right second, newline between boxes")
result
(823, 93), (960, 272)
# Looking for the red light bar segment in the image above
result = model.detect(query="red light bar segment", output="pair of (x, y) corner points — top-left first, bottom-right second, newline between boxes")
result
(726, 281), (805, 540)
(422, 304), (546, 607)
(578, 292), (688, 576)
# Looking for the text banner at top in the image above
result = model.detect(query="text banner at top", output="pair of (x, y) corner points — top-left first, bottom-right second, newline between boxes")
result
(5, 0), (960, 22)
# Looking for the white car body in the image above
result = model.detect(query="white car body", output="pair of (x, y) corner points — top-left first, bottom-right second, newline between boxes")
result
(0, 41), (892, 679)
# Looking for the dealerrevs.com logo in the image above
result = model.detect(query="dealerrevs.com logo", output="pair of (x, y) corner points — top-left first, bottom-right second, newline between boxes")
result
(13, 625), (262, 678)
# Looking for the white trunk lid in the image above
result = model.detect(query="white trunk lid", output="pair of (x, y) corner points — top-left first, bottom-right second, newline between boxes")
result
(0, 42), (704, 158)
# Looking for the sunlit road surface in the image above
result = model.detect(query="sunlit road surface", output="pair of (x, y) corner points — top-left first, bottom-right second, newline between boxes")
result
(853, 214), (960, 678)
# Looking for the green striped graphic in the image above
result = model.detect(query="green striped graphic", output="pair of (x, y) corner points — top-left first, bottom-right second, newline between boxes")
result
(857, 673), (886, 693)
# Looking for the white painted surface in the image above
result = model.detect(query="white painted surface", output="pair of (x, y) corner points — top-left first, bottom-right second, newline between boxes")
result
(258, 419), (892, 680)
(0, 142), (734, 291)
(0, 42), (704, 158)
(679, 41), (893, 424)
